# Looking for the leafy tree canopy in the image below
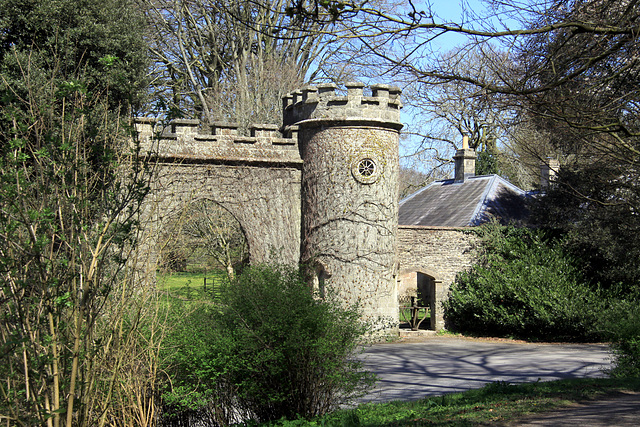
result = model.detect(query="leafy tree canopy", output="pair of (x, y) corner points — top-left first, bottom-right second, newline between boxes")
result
(0, 0), (148, 110)
(0, 0), (151, 424)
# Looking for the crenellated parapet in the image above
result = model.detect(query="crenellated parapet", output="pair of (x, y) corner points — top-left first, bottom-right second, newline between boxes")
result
(282, 82), (402, 131)
(294, 81), (402, 338)
(134, 80), (402, 340)
(134, 118), (302, 165)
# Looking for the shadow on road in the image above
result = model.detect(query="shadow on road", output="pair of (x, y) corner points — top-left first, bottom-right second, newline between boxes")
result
(360, 336), (610, 403)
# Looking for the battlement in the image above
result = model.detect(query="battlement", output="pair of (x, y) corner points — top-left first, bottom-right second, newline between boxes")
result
(282, 82), (402, 128)
(134, 118), (301, 165)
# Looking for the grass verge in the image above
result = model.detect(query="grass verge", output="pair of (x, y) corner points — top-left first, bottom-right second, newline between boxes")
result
(263, 377), (640, 426)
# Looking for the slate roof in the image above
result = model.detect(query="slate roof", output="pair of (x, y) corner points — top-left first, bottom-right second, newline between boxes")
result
(399, 175), (529, 227)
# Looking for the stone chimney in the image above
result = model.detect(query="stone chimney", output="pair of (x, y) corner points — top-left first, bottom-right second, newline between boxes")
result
(454, 135), (476, 182)
(540, 158), (559, 190)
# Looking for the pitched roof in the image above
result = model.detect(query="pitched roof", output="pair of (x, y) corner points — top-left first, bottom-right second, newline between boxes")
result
(399, 175), (529, 227)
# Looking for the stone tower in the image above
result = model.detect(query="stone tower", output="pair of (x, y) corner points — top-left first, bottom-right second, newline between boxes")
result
(283, 82), (403, 336)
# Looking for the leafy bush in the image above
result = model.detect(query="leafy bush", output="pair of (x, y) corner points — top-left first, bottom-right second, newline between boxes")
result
(444, 223), (604, 342)
(604, 296), (640, 377)
(161, 264), (373, 424)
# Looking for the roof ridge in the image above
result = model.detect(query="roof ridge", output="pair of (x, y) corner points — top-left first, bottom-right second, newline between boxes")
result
(470, 175), (498, 226)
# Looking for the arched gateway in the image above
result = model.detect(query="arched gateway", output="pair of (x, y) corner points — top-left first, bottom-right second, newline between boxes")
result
(135, 83), (403, 337)
(135, 119), (302, 270)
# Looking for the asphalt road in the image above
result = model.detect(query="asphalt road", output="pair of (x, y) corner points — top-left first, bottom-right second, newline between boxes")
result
(359, 335), (611, 404)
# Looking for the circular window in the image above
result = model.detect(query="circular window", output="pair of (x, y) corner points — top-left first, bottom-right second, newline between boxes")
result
(351, 157), (381, 184)
(357, 159), (376, 177)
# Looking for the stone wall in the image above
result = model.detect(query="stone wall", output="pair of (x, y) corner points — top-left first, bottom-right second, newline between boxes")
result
(133, 82), (405, 339)
(135, 119), (303, 278)
(146, 163), (302, 263)
(397, 225), (480, 329)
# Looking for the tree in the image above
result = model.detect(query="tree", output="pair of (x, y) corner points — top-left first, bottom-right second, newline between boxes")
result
(288, 0), (640, 279)
(0, 0), (149, 111)
(0, 0), (155, 424)
(286, 0), (639, 158)
(159, 200), (249, 279)
(142, 0), (335, 129)
(398, 165), (432, 199)
(299, 0), (638, 95)
(400, 48), (518, 181)
(516, 0), (640, 289)
(531, 163), (640, 290)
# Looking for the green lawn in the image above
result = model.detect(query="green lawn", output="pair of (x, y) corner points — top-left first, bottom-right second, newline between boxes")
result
(264, 377), (640, 426)
(157, 271), (226, 299)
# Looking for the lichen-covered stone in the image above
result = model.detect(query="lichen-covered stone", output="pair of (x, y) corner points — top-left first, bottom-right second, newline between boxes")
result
(134, 83), (403, 339)
(397, 226), (480, 330)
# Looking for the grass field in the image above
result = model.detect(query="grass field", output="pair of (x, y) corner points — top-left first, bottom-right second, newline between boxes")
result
(157, 271), (226, 299)
(160, 272), (432, 325)
(263, 377), (640, 426)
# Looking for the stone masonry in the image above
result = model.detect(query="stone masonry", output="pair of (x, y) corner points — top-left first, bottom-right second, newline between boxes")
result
(287, 83), (403, 336)
(135, 82), (403, 337)
(397, 225), (479, 330)
(134, 118), (303, 279)
(134, 85), (486, 335)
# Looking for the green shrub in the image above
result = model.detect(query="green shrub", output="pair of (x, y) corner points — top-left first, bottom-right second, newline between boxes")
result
(161, 264), (373, 424)
(444, 224), (604, 342)
(160, 298), (230, 420)
(604, 296), (640, 377)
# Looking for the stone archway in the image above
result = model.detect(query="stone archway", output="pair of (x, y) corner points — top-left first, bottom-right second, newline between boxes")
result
(134, 81), (403, 338)
(134, 118), (303, 285)
(397, 268), (445, 331)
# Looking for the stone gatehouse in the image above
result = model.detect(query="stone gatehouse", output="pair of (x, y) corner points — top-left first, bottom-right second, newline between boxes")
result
(396, 226), (478, 330)
(136, 83), (404, 337)
(134, 82), (510, 336)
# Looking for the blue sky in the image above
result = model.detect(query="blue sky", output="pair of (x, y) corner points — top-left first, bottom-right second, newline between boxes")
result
(395, 0), (518, 169)
(424, 0), (484, 50)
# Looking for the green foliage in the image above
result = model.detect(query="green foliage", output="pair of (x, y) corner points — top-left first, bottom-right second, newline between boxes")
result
(0, 0), (151, 424)
(475, 149), (498, 176)
(531, 164), (640, 291)
(604, 296), (640, 378)
(162, 264), (374, 424)
(444, 223), (603, 342)
(161, 298), (230, 414)
(0, 0), (148, 110)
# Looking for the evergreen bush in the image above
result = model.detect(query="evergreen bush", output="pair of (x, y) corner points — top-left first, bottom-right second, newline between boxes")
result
(444, 223), (604, 342)
(604, 296), (640, 377)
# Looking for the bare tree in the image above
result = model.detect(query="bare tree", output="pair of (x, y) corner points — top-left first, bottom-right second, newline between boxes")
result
(398, 165), (435, 199)
(142, 0), (336, 128)
(160, 200), (248, 279)
(400, 47), (516, 179)
(287, 0), (639, 147)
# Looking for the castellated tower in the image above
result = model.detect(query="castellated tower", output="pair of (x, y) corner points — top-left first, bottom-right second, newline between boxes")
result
(283, 82), (403, 337)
